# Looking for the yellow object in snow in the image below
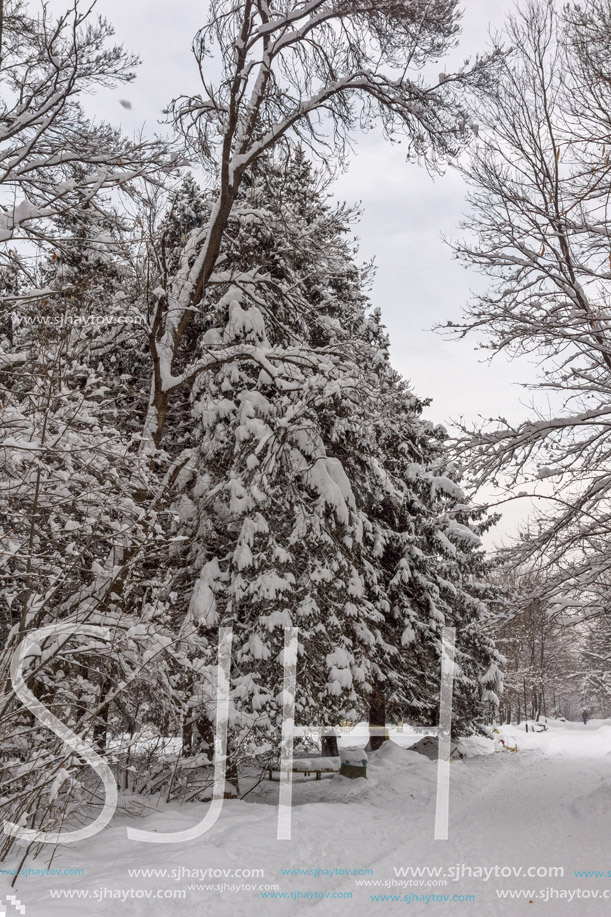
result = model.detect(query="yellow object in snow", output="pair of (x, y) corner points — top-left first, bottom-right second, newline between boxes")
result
(498, 740), (518, 753)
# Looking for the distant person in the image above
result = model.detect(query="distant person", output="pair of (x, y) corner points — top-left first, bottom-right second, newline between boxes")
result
(582, 710), (588, 725)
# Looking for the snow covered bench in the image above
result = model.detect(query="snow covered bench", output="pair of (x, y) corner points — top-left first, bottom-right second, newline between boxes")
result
(268, 756), (341, 781)
(525, 721), (547, 733)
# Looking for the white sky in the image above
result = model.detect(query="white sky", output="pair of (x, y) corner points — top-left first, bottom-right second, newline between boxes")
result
(86, 0), (541, 543)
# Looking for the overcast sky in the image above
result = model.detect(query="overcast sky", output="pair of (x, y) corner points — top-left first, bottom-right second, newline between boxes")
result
(87, 0), (540, 543)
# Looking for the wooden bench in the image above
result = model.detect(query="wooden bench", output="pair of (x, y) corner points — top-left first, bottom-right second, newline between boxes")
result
(268, 756), (340, 781)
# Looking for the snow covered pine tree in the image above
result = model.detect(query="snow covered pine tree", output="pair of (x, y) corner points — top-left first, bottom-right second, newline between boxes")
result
(162, 156), (502, 785)
(128, 0), (502, 790)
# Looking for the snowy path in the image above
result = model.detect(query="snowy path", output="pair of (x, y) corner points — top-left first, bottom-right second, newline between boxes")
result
(4, 721), (611, 916)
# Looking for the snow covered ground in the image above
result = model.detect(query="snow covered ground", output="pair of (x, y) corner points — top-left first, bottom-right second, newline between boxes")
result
(4, 719), (611, 915)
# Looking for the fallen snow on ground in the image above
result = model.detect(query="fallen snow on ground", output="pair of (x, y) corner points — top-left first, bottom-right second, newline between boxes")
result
(4, 719), (611, 915)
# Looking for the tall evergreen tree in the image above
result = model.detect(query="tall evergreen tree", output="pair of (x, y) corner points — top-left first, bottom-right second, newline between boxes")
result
(164, 155), (502, 776)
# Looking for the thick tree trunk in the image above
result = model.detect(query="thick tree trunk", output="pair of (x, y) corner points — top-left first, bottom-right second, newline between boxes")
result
(368, 685), (388, 751)
(149, 184), (241, 451)
(321, 733), (339, 757)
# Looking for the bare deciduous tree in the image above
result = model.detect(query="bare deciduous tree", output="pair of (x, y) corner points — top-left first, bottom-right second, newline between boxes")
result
(0, 0), (172, 252)
(143, 0), (500, 451)
(446, 0), (611, 614)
